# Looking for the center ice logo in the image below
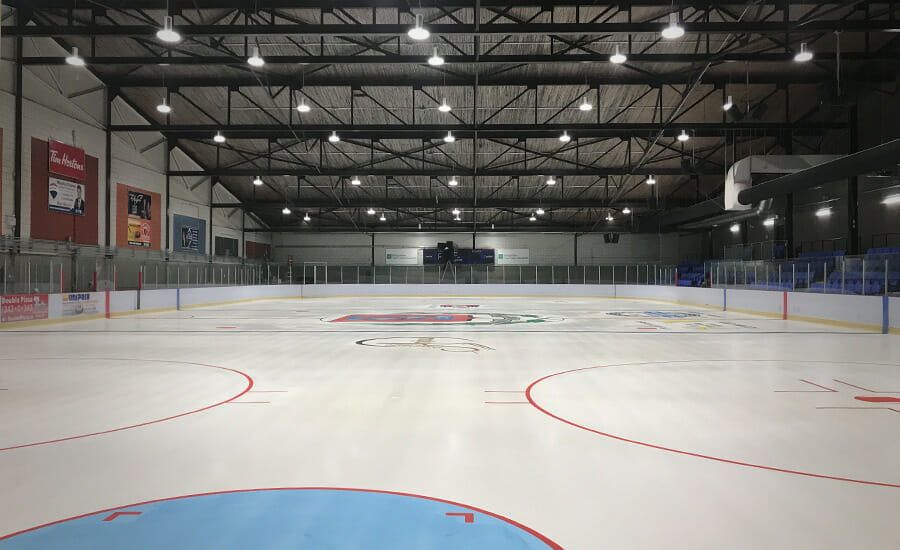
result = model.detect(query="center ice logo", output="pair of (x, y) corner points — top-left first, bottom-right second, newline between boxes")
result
(328, 313), (560, 325)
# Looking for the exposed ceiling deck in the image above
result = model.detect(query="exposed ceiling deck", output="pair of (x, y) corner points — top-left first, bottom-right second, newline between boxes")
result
(5, 1), (899, 231)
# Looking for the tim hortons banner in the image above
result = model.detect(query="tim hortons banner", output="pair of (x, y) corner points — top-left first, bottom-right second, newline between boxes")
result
(48, 139), (86, 181)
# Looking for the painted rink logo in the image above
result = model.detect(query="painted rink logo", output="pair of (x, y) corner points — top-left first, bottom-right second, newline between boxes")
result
(356, 337), (494, 353)
(329, 313), (560, 326)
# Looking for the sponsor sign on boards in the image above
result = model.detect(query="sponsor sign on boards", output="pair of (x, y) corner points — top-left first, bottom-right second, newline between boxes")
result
(48, 177), (86, 216)
(1, 294), (50, 323)
(62, 293), (100, 317)
(48, 139), (86, 181)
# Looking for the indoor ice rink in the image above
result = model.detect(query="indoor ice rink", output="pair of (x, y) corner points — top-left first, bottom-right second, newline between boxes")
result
(2, 1), (900, 549)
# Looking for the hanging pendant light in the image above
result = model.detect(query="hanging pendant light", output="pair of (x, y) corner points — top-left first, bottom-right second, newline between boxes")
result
(156, 15), (181, 43)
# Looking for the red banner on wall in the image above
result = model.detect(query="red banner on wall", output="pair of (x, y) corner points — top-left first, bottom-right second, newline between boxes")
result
(48, 139), (86, 181)
(1, 294), (50, 323)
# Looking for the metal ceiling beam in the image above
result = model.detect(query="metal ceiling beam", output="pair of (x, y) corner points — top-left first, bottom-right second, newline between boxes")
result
(103, 72), (892, 88)
(9, 21), (900, 38)
(176, 168), (705, 177)
(214, 198), (686, 209)
(22, 52), (898, 66)
(7, 0), (851, 8)
(115, 122), (839, 140)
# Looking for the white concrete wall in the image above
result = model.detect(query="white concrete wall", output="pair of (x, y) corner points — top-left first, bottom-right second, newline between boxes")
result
(889, 296), (899, 332)
(302, 284), (617, 297)
(788, 292), (884, 328)
(272, 231), (698, 266)
(727, 288), (784, 316)
(178, 285), (301, 307)
(618, 285), (723, 308)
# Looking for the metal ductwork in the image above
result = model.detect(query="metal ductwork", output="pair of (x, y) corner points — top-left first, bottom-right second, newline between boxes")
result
(725, 155), (842, 210)
(653, 196), (726, 229)
(679, 199), (773, 230)
(737, 139), (900, 205)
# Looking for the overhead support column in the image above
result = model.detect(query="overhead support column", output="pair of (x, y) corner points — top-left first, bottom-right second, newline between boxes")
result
(13, 32), (24, 238)
(104, 88), (116, 247)
(847, 106), (859, 255)
(785, 194), (795, 257)
(164, 139), (171, 251)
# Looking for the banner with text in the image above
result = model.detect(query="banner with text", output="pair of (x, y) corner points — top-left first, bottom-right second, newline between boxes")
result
(385, 248), (419, 265)
(127, 190), (153, 247)
(1, 294), (50, 323)
(48, 139), (86, 181)
(173, 214), (207, 254)
(61, 293), (101, 317)
(495, 249), (530, 265)
(48, 177), (86, 216)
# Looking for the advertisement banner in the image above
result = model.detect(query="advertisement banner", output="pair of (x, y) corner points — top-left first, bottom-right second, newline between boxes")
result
(48, 176), (86, 216)
(495, 249), (530, 265)
(48, 139), (86, 181)
(127, 190), (153, 247)
(173, 214), (207, 254)
(62, 293), (101, 317)
(1, 294), (50, 323)
(385, 248), (419, 265)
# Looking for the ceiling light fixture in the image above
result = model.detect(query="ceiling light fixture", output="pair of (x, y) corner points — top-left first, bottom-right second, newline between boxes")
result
(646, 175), (656, 185)
(794, 42), (813, 63)
(213, 131), (226, 144)
(156, 15), (181, 43)
(408, 13), (430, 40)
(529, 214), (537, 222)
(661, 13), (685, 39)
(448, 176), (459, 187)
(535, 207), (545, 215)
(606, 213), (614, 222)
(579, 98), (593, 111)
(723, 95), (734, 111)
(546, 176), (557, 186)
(438, 98), (452, 112)
(156, 97), (172, 114)
(443, 131), (455, 143)
(559, 131), (571, 143)
(428, 48), (445, 66)
(730, 223), (740, 233)
(622, 207), (632, 215)
(882, 194), (900, 205)
(379, 212), (387, 222)
(367, 207), (376, 215)
(253, 176), (263, 186)
(304, 212), (311, 221)
(247, 46), (265, 68)
(677, 129), (690, 142)
(328, 131), (340, 143)
(763, 217), (776, 227)
(282, 206), (291, 215)
(296, 97), (311, 113)
(454, 215), (462, 222)
(452, 208), (460, 216)
(815, 207), (832, 217)
(610, 44), (627, 64)
(350, 176), (362, 186)
(65, 47), (86, 67)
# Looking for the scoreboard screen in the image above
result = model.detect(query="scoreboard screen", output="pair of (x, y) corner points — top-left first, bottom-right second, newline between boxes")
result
(423, 248), (495, 265)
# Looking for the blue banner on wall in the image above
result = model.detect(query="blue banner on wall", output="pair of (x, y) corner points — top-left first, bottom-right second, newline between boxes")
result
(173, 214), (207, 254)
